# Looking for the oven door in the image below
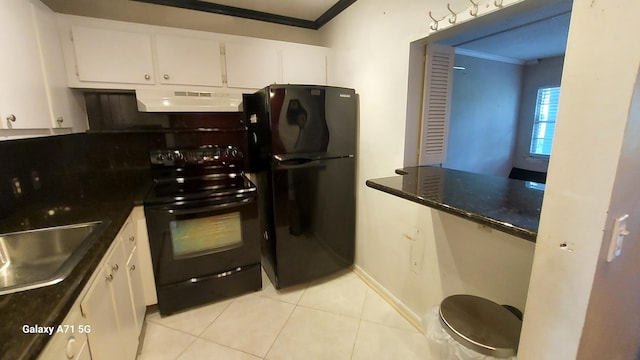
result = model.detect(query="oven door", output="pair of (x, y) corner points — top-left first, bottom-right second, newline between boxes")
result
(145, 194), (260, 286)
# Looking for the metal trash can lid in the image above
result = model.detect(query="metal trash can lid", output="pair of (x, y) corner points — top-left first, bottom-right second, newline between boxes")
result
(439, 294), (522, 358)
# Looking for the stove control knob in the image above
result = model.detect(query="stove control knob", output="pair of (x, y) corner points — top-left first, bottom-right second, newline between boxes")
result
(155, 153), (164, 162)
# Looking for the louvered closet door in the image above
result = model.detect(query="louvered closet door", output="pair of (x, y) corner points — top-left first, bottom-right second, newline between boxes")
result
(419, 44), (454, 165)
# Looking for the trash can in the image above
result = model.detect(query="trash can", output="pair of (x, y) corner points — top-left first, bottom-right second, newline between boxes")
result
(424, 295), (522, 360)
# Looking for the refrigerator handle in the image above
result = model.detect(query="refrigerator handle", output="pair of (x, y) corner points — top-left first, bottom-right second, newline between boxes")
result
(275, 157), (314, 166)
(273, 154), (354, 168)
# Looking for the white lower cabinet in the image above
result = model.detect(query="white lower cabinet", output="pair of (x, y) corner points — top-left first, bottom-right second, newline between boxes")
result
(37, 300), (91, 360)
(126, 246), (146, 333)
(80, 248), (128, 360)
(81, 232), (139, 359)
(39, 207), (151, 360)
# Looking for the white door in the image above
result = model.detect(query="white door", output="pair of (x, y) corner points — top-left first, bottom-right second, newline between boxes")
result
(72, 26), (155, 85)
(225, 42), (278, 89)
(156, 34), (224, 87)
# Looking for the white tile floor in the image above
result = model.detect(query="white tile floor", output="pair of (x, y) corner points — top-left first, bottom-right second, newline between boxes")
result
(137, 270), (431, 360)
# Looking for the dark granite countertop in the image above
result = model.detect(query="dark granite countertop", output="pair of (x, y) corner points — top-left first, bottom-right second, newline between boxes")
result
(365, 166), (543, 241)
(0, 168), (153, 360)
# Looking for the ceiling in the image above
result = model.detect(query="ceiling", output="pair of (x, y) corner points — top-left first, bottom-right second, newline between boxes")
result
(132, 0), (357, 29)
(456, 12), (571, 62)
(439, 0), (573, 62)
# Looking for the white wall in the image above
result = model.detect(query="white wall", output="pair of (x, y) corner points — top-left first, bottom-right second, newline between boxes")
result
(323, 0), (640, 357)
(577, 66), (640, 360)
(319, 0), (536, 324)
(446, 54), (523, 176)
(519, 0), (640, 358)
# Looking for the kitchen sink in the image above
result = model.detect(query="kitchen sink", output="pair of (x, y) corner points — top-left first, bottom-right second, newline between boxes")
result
(0, 220), (109, 296)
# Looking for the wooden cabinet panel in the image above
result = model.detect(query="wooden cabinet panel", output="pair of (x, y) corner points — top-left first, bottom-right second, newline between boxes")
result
(156, 34), (224, 87)
(72, 26), (154, 85)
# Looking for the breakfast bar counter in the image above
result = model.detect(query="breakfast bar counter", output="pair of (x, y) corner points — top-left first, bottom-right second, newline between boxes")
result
(365, 166), (543, 242)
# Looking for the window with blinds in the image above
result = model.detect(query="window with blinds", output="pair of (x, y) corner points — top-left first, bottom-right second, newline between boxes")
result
(530, 86), (560, 157)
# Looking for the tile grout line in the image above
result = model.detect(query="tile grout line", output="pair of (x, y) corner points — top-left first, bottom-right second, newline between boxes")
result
(260, 286), (308, 360)
(349, 318), (364, 360)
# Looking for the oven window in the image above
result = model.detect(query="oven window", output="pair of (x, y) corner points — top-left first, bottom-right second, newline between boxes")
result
(170, 212), (242, 258)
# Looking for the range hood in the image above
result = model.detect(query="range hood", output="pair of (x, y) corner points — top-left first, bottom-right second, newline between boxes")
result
(135, 89), (243, 112)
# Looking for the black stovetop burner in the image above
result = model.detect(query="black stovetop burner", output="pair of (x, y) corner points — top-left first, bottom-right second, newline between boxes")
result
(145, 145), (255, 205)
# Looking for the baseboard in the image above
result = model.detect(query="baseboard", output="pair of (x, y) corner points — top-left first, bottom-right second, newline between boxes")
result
(353, 265), (425, 333)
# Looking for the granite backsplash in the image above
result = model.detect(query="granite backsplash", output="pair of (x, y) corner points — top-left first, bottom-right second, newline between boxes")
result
(0, 132), (164, 220)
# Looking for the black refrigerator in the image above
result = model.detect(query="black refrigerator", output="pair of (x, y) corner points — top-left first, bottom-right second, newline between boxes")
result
(243, 85), (357, 289)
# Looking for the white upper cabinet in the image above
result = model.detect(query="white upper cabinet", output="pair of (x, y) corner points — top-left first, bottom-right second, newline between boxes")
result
(58, 15), (328, 91)
(72, 26), (155, 85)
(225, 42), (279, 89)
(32, 0), (81, 129)
(0, 0), (52, 130)
(155, 34), (224, 87)
(282, 46), (327, 85)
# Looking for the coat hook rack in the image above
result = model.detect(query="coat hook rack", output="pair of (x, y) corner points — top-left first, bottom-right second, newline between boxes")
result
(469, 0), (479, 16)
(446, 4), (457, 24)
(428, 11), (444, 31)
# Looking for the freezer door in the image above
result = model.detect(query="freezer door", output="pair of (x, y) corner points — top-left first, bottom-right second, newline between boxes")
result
(268, 156), (355, 288)
(267, 86), (356, 157)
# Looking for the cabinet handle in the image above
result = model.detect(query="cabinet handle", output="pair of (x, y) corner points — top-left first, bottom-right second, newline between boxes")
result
(56, 117), (64, 125)
(6, 114), (16, 122)
(130, 264), (136, 271)
(66, 336), (77, 359)
(144, 74), (151, 80)
(112, 264), (119, 272)
(106, 273), (114, 282)
(129, 236), (135, 243)
(163, 74), (170, 80)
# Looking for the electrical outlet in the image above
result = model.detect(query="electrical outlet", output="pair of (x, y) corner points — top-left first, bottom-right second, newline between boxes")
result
(606, 214), (630, 262)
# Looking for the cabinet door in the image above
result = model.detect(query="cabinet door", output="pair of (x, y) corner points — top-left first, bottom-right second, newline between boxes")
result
(156, 34), (224, 87)
(225, 43), (278, 89)
(131, 206), (157, 306)
(80, 264), (124, 360)
(32, 0), (81, 129)
(72, 26), (154, 85)
(38, 301), (89, 360)
(126, 246), (146, 333)
(108, 242), (138, 360)
(282, 47), (327, 85)
(0, 0), (51, 130)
